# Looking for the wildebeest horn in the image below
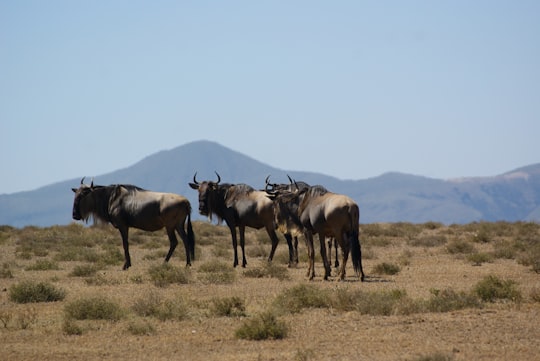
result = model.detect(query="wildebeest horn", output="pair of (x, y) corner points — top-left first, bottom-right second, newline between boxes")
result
(80, 177), (86, 185)
(265, 175), (273, 192)
(287, 175), (293, 184)
(90, 178), (94, 188)
(192, 172), (199, 185)
(214, 171), (221, 184)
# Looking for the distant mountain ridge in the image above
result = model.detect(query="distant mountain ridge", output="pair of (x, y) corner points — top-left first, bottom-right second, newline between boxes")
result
(1, 140), (539, 227)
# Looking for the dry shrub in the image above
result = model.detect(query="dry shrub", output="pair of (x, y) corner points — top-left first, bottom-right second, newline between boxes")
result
(408, 234), (447, 247)
(474, 275), (522, 303)
(336, 289), (416, 316)
(198, 260), (235, 284)
(272, 284), (332, 314)
(467, 252), (494, 266)
(25, 259), (60, 271)
(235, 311), (288, 340)
(132, 292), (190, 321)
(243, 262), (290, 280)
(62, 318), (84, 335)
(425, 288), (481, 312)
(64, 296), (124, 321)
(148, 263), (191, 287)
(372, 262), (400, 275)
(9, 280), (66, 303)
(210, 296), (246, 317)
(127, 319), (156, 336)
(69, 264), (99, 277)
(446, 239), (475, 254)
(1, 263), (14, 278)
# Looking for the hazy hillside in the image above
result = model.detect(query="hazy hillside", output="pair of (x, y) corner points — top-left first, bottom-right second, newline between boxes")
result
(1, 140), (539, 227)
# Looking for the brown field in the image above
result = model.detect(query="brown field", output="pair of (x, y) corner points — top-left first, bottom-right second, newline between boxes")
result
(1, 221), (539, 361)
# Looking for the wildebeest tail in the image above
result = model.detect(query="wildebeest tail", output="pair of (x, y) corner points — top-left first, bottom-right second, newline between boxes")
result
(187, 208), (195, 260)
(349, 204), (365, 281)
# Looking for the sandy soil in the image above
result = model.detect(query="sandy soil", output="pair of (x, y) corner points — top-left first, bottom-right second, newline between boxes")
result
(1, 224), (539, 361)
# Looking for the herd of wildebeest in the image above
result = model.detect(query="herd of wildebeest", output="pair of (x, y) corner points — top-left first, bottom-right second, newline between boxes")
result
(71, 173), (365, 282)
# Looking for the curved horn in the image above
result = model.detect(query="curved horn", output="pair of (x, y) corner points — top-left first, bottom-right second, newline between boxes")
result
(287, 174), (294, 184)
(90, 177), (94, 188)
(265, 175), (273, 192)
(80, 177), (86, 185)
(192, 172), (199, 185)
(214, 171), (221, 184)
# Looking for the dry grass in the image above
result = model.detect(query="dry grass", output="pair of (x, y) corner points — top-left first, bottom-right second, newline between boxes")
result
(1, 221), (539, 361)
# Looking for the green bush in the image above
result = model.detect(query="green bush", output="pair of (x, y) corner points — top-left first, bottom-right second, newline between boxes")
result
(474, 275), (522, 302)
(235, 311), (288, 340)
(64, 296), (124, 321)
(9, 281), (66, 303)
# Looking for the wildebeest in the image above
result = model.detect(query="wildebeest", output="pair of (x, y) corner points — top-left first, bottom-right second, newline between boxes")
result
(264, 176), (311, 267)
(266, 182), (365, 281)
(72, 178), (195, 270)
(189, 172), (281, 268)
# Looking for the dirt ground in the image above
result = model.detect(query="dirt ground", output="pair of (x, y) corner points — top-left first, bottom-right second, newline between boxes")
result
(1, 223), (539, 361)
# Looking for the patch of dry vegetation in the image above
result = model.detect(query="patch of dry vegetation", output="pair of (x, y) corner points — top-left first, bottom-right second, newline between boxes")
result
(1, 221), (539, 360)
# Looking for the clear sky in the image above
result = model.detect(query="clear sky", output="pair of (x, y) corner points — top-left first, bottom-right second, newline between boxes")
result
(1, 1), (539, 194)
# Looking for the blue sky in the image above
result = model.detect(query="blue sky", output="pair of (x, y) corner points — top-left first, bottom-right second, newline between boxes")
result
(1, 1), (539, 194)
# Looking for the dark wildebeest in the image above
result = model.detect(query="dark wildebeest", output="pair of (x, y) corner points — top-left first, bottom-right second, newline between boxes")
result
(266, 182), (365, 281)
(189, 172), (281, 268)
(72, 178), (195, 270)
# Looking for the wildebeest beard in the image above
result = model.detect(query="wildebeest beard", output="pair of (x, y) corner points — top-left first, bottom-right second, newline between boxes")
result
(74, 186), (113, 224)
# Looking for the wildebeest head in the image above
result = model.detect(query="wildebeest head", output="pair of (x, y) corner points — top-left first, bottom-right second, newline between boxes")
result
(188, 172), (222, 217)
(265, 177), (305, 235)
(71, 177), (96, 221)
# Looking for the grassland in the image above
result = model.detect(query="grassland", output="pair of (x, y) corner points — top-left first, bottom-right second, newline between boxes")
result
(1, 221), (539, 361)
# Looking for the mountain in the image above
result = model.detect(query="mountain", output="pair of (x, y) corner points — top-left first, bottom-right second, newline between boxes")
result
(1, 140), (539, 227)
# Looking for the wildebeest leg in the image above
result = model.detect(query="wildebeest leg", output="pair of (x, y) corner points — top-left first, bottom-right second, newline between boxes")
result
(239, 225), (247, 267)
(175, 224), (191, 266)
(165, 227), (180, 264)
(304, 232), (316, 280)
(227, 224), (239, 267)
(265, 226), (281, 263)
(338, 235), (350, 280)
(327, 238), (339, 268)
(118, 226), (131, 270)
(318, 234), (331, 280)
(283, 233), (299, 267)
(293, 236), (299, 265)
(333, 239), (340, 268)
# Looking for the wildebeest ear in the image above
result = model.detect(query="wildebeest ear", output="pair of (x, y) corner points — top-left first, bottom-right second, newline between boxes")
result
(71, 188), (77, 193)
(188, 183), (199, 190)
